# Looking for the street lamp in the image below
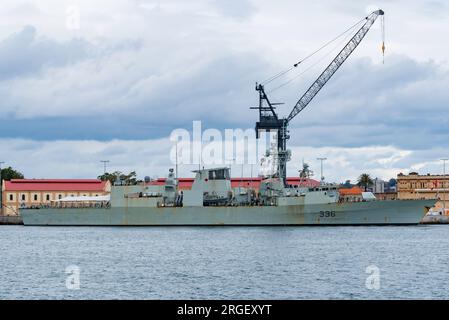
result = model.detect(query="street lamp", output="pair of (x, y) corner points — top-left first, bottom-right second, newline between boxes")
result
(317, 157), (327, 184)
(441, 158), (448, 212)
(175, 141), (179, 182)
(226, 157), (235, 178)
(100, 160), (110, 175)
(0, 161), (4, 213)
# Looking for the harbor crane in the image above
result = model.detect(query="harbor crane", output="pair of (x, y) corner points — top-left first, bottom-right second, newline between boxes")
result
(252, 9), (385, 184)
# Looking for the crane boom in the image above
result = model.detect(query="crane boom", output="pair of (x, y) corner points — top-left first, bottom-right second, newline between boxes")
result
(287, 9), (384, 122)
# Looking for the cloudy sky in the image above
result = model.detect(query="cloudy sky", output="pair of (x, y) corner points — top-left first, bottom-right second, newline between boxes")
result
(0, 0), (448, 182)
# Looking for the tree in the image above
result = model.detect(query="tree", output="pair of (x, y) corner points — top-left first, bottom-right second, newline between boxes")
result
(357, 173), (373, 191)
(389, 178), (397, 187)
(121, 171), (138, 185)
(0, 166), (24, 181)
(97, 172), (118, 183)
(343, 180), (352, 188)
(98, 171), (138, 185)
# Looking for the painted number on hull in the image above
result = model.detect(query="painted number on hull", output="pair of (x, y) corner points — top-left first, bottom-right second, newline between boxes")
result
(319, 211), (336, 218)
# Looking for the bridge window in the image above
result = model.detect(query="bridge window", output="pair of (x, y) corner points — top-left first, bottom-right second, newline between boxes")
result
(208, 169), (230, 180)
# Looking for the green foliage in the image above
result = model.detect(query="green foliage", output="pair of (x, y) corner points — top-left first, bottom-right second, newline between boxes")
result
(0, 167), (24, 181)
(342, 180), (352, 188)
(389, 178), (397, 187)
(98, 171), (139, 185)
(97, 172), (117, 183)
(357, 173), (374, 191)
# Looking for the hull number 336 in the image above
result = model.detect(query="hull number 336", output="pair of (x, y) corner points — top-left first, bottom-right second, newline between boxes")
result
(319, 211), (336, 218)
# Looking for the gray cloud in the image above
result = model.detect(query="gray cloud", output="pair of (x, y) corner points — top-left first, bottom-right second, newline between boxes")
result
(0, 25), (448, 153)
(0, 25), (269, 125)
(0, 25), (92, 80)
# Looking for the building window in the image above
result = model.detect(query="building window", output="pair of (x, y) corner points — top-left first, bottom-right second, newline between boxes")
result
(21, 194), (26, 201)
(34, 194), (38, 201)
(9, 194), (14, 201)
(58, 194), (62, 199)
(46, 194), (50, 201)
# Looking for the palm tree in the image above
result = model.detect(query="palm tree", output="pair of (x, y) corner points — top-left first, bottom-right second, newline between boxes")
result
(357, 173), (373, 191)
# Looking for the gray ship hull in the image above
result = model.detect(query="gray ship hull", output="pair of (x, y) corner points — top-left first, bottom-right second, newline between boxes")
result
(21, 199), (433, 226)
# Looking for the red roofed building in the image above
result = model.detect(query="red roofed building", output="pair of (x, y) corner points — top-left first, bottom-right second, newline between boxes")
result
(1, 179), (111, 216)
(338, 186), (364, 202)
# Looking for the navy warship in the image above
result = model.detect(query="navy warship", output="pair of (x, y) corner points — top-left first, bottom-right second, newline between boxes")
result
(20, 9), (435, 226)
(21, 165), (433, 226)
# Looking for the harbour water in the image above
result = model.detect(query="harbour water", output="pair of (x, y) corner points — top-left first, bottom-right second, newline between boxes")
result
(1, 225), (449, 299)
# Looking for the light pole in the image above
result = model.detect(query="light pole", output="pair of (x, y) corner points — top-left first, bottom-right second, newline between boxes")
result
(442, 158), (448, 215)
(240, 163), (245, 189)
(100, 160), (110, 175)
(226, 157), (235, 179)
(0, 161), (4, 214)
(175, 141), (179, 182)
(317, 157), (327, 184)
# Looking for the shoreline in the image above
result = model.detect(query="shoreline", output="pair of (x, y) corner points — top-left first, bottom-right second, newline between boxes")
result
(0, 215), (23, 225)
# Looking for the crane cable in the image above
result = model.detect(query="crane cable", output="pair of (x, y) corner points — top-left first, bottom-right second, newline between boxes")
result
(268, 26), (356, 94)
(270, 12), (386, 93)
(261, 15), (367, 86)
